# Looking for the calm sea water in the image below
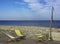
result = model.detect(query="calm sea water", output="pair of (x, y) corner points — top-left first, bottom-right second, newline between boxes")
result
(0, 20), (60, 28)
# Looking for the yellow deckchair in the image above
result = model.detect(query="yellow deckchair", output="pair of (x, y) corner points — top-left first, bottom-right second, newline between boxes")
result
(15, 29), (24, 37)
(15, 29), (25, 39)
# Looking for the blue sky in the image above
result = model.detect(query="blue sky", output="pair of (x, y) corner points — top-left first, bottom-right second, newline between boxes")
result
(0, 0), (60, 20)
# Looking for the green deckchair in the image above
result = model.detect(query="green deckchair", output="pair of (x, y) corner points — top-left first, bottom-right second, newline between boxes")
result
(1, 29), (25, 42)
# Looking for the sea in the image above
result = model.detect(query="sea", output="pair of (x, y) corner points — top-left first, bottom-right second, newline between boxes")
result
(0, 20), (60, 28)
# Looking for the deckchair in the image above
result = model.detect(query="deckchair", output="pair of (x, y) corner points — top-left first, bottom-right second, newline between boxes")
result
(35, 34), (45, 41)
(15, 29), (25, 39)
(1, 29), (25, 42)
(36, 33), (49, 42)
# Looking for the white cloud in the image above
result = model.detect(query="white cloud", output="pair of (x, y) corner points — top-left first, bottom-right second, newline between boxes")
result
(23, 0), (50, 17)
(23, 0), (60, 20)
(14, 0), (60, 20)
(24, 0), (42, 11)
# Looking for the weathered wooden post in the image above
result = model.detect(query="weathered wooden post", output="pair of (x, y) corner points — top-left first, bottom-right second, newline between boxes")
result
(49, 6), (54, 41)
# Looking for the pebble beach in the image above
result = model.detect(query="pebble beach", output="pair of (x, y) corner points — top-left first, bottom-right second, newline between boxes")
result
(0, 26), (60, 44)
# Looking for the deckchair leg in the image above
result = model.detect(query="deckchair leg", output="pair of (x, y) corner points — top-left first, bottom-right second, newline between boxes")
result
(20, 36), (25, 40)
(17, 36), (26, 40)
